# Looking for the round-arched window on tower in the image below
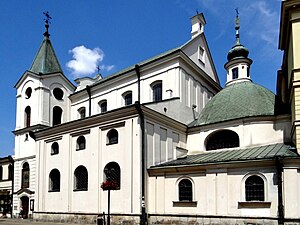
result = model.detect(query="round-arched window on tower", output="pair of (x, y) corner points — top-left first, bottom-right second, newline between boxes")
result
(53, 88), (64, 100)
(25, 87), (32, 99)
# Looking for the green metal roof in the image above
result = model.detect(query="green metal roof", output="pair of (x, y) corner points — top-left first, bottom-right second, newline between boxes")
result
(151, 144), (298, 168)
(29, 36), (63, 74)
(191, 81), (276, 126)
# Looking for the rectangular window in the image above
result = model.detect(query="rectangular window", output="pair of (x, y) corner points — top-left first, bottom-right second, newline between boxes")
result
(198, 46), (205, 64)
(232, 67), (239, 79)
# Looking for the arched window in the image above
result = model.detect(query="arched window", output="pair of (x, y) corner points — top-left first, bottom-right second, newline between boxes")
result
(74, 166), (88, 191)
(8, 164), (13, 180)
(51, 142), (59, 155)
(245, 175), (265, 201)
(206, 130), (239, 150)
(99, 100), (107, 113)
(107, 129), (118, 145)
(78, 107), (86, 119)
(104, 162), (121, 190)
(178, 179), (193, 201)
(152, 81), (162, 102)
(123, 91), (132, 106)
(76, 136), (86, 150)
(21, 162), (30, 188)
(49, 169), (60, 192)
(53, 106), (62, 126)
(25, 106), (31, 127)
(0, 166), (2, 181)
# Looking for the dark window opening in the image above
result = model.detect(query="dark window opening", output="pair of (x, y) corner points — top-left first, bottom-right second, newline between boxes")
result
(0, 166), (2, 181)
(124, 92), (132, 106)
(104, 162), (121, 190)
(25, 87), (32, 99)
(247, 67), (250, 77)
(246, 175), (265, 201)
(78, 107), (86, 119)
(232, 67), (239, 79)
(53, 88), (64, 100)
(100, 101), (107, 113)
(49, 169), (60, 192)
(76, 136), (86, 150)
(179, 179), (193, 201)
(25, 106), (31, 127)
(206, 130), (239, 150)
(107, 129), (118, 145)
(51, 142), (59, 155)
(8, 164), (13, 180)
(53, 106), (62, 126)
(152, 82), (162, 102)
(21, 162), (30, 188)
(74, 166), (88, 191)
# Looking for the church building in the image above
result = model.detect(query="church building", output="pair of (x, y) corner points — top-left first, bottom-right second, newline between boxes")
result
(11, 1), (300, 224)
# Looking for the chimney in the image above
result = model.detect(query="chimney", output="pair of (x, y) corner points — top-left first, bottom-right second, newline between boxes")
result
(191, 13), (206, 38)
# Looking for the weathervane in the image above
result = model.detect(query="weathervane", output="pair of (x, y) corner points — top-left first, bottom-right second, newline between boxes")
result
(43, 11), (52, 37)
(235, 8), (240, 44)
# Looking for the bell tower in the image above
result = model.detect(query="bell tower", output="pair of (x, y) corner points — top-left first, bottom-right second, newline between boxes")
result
(12, 12), (75, 218)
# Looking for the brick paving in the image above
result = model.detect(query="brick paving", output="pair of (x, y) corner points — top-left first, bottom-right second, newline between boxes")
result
(0, 218), (96, 225)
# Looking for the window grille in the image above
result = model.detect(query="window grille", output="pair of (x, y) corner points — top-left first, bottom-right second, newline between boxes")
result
(104, 162), (121, 190)
(179, 179), (193, 201)
(49, 169), (60, 192)
(245, 175), (264, 201)
(74, 166), (88, 191)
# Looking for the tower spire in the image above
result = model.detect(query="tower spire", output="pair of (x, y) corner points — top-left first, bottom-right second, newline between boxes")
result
(43, 11), (52, 38)
(235, 8), (240, 45)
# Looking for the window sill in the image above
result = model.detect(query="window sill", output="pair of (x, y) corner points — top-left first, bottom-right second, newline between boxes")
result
(238, 201), (271, 208)
(173, 201), (197, 207)
(48, 189), (60, 193)
(73, 188), (88, 192)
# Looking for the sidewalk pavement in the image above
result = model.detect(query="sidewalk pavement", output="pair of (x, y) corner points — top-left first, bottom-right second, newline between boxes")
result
(0, 218), (96, 225)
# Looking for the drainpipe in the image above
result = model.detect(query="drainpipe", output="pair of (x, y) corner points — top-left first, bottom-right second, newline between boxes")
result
(86, 85), (92, 116)
(134, 64), (147, 225)
(276, 157), (284, 225)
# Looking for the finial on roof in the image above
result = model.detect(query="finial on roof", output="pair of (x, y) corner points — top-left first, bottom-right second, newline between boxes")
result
(235, 8), (240, 45)
(43, 11), (52, 38)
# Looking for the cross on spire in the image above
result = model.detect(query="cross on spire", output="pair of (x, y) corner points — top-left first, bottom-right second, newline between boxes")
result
(43, 11), (52, 38)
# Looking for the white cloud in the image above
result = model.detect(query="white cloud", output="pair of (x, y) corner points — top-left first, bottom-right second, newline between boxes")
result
(66, 45), (114, 78)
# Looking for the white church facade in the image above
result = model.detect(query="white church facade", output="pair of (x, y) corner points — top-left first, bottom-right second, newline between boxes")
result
(10, 1), (300, 225)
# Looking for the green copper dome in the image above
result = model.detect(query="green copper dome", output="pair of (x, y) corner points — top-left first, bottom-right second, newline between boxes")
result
(193, 81), (276, 126)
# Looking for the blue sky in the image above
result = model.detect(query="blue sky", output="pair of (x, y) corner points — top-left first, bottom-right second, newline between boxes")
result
(0, 0), (282, 157)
